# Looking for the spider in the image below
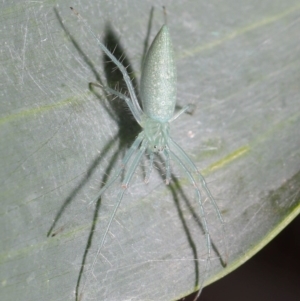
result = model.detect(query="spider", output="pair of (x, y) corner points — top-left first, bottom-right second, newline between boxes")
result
(71, 7), (226, 300)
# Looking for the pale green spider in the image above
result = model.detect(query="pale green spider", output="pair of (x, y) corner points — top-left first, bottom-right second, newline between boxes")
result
(71, 7), (226, 300)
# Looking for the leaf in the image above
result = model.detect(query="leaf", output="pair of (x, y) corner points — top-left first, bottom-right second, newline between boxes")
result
(1, 1), (300, 301)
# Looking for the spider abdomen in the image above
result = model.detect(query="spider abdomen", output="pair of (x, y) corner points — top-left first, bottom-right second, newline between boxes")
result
(140, 25), (177, 123)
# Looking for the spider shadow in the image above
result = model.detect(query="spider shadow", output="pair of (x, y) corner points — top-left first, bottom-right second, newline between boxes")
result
(153, 157), (226, 294)
(50, 8), (140, 300)
(49, 9), (139, 236)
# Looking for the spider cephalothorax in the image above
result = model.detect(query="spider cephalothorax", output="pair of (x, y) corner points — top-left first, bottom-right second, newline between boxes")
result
(141, 117), (170, 152)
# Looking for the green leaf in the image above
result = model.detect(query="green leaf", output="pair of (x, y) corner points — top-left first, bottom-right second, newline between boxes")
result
(1, 1), (300, 301)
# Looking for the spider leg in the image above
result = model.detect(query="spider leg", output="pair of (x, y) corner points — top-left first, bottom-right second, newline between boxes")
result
(169, 138), (228, 300)
(82, 138), (148, 295)
(163, 148), (171, 185)
(145, 151), (154, 183)
(71, 8), (143, 123)
(169, 104), (195, 122)
(88, 132), (144, 206)
(169, 148), (212, 299)
(90, 82), (143, 125)
(169, 139), (227, 257)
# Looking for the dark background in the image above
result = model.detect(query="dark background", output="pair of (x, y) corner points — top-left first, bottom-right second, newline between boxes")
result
(180, 214), (300, 301)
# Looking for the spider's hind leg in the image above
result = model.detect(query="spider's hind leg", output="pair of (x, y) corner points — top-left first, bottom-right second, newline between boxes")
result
(163, 148), (171, 185)
(81, 134), (147, 295)
(169, 137), (230, 299)
(169, 147), (212, 298)
(145, 151), (154, 183)
(169, 138), (228, 264)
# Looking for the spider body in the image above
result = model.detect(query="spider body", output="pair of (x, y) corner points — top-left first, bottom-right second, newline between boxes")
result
(71, 7), (226, 300)
(139, 25), (175, 160)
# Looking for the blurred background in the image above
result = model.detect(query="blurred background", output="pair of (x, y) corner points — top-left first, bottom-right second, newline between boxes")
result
(182, 215), (300, 301)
